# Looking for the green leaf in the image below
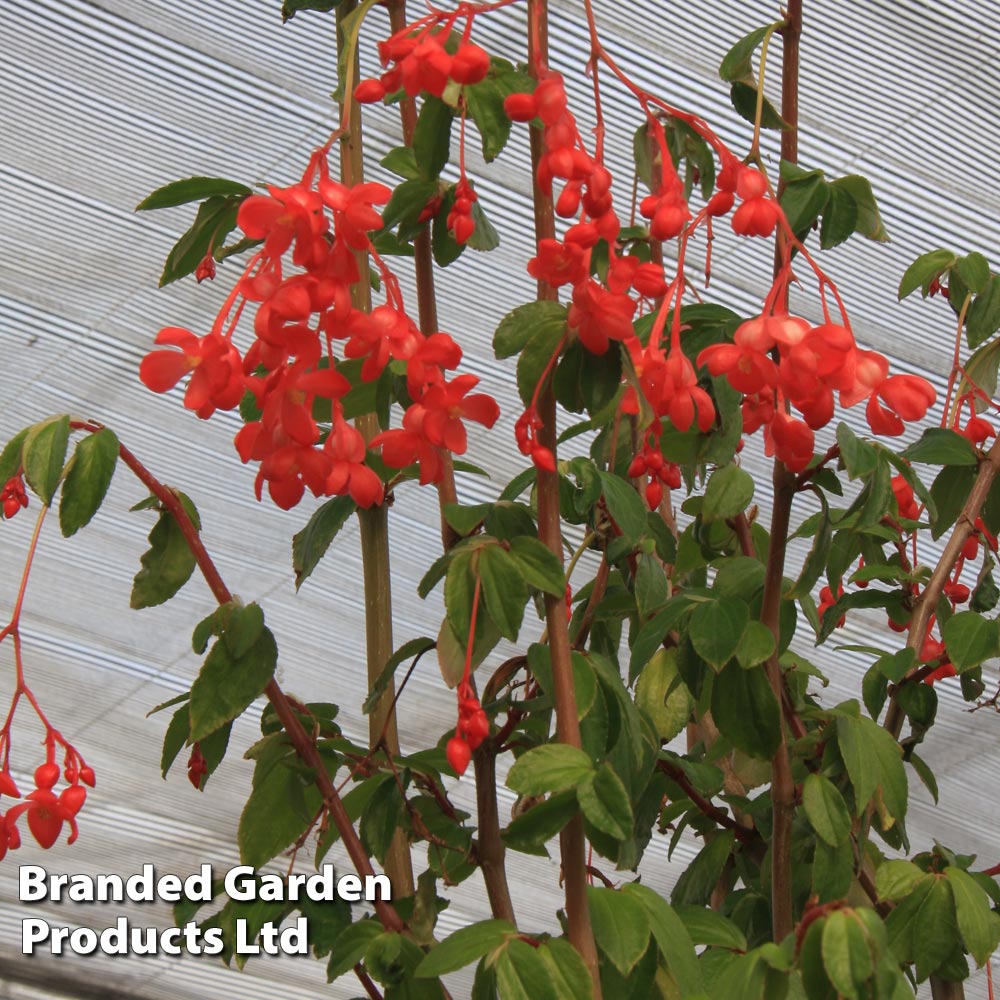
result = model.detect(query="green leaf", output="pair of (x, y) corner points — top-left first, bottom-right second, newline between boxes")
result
(930, 464), (977, 539)
(292, 495), (357, 590)
(672, 831), (736, 906)
(736, 620), (776, 669)
(22, 415), (70, 505)
(161, 703), (191, 779)
(495, 939), (558, 1000)
(802, 773), (851, 847)
(508, 536), (565, 596)
(634, 553), (668, 619)
(711, 661), (781, 759)
(238, 751), (322, 867)
(507, 744), (594, 796)
(875, 858), (928, 903)
(672, 903), (747, 951)
(281, 0), (343, 21)
(967, 272), (1000, 347)
(494, 300), (567, 360)
(955, 251), (991, 295)
(0, 428), (27, 486)
(58, 428), (118, 536)
(189, 625), (277, 741)
(538, 938), (594, 1000)
(130, 493), (201, 609)
(819, 183), (859, 249)
(516, 319), (565, 406)
(913, 877), (958, 981)
(899, 249), (957, 300)
(442, 501), (490, 536)
(599, 471), (647, 541)
(479, 544), (527, 642)
(327, 920), (383, 981)
(503, 789), (578, 854)
(136, 176), (251, 211)
(689, 598), (749, 671)
(622, 885), (703, 993)
(360, 776), (407, 865)
(779, 164), (829, 235)
(586, 886), (651, 975)
(963, 335), (1000, 412)
(718, 23), (779, 81)
(364, 637), (436, 715)
(942, 610), (997, 671)
(635, 648), (693, 743)
(464, 75), (515, 164)
(381, 146), (420, 181)
(413, 97), (454, 182)
(415, 920), (516, 978)
(901, 428), (978, 465)
(578, 763), (633, 839)
(788, 490), (832, 598)
(159, 194), (245, 286)
(729, 81), (788, 130)
(830, 174), (889, 243)
(945, 866), (1000, 967)
(380, 178), (439, 239)
(702, 463), (754, 521)
(822, 910), (873, 998)
(836, 422), (878, 479)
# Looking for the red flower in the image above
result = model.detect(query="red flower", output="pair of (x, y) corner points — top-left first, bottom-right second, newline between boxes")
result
(5, 789), (79, 850)
(419, 374), (501, 453)
(324, 417), (384, 508)
(371, 405), (445, 485)
(341, 305), (423, 382)
(139, 327), (244, 419)
(237, 183), (329, 268)
(317, 180), (391, 250)
(697, 341), (778, 395)
(527, 239), (587, 289)
(568, 279), (636, 354)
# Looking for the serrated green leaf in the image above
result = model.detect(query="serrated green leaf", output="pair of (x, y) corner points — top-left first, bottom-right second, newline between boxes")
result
(955, 252), (991, 295)
(507, 744), (594, 796)
(136, 176), (251, 211)
(0, 428), (28, 486)
(538, 938), (594, 1000)
(161, 703), (191, 779)
(819, 183), (859, 249)
(822, 910), (872, 998)
(672, 830), (736, 906)
(599, 471), (646, 541)
(901, 427), (978, 465)
(831, 174), (888, 243)
(736, 620), (776, 669)
(942, 610), (997, 671)
(587, 886), (651, 975)
(326, 919), (383, 981)
(718, 23), (778, 82)
(899, 249), (957, 301)
(495, 939), (558, 1000)
(413, 97), (454, 182)
(503, 789), (578, 855)
(622, 885), (703, 992)
(292, 495), (357, 589)
(465, 74), (514, 164)
(415, 920), (516, 978)
(22, 415), (70, 505)
(130, 493), (201, 609)
(578, 762), (632, 839)
(508, 536), (565, 595)
(711, 661), (780, 759)
(945, 866), (1000, 967)
(779, 164), (829, 235)
(702, 463), (754, 521)
(189, 626), (277, 741)
(802, 773), (851, 846)
(635, 648), (692, 743)
(159, 194), (245, 286)
(689, 597), (749, 670)
(913, 877), (957, 981)
(729, 81), (788, 130)
(479, 543), (527, 641)
(494, 300), (568, 360)
(58, 427), (118, 536)
(967, 272), (1000, 347)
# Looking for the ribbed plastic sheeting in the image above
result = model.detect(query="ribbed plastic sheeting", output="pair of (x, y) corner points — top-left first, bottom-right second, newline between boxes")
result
(0, 1), (998, 997)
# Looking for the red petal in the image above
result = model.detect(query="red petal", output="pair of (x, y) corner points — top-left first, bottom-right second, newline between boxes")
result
(140, 351), (193, 393)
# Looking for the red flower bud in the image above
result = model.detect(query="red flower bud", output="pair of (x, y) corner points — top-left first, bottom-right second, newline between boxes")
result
(446, 737), (472, 776)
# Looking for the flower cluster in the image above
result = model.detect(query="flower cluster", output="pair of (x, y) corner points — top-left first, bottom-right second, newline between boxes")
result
(699, 311), (935, 472)
(140, 153), (500, 509)
(445, 680), (489, 776)
(1, 751), (94, 859)
(1, 475), (28, 520)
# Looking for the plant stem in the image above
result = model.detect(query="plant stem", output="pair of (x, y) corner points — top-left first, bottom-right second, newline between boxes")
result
(472, 743), (516, 922)
(106, 432), (404, 933)
(754, 0), (804, 945)
(337, 0), (414, 899)
(526, 2), (602, 992)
